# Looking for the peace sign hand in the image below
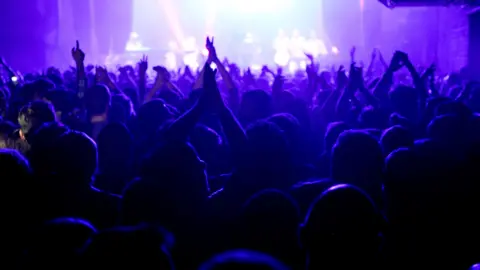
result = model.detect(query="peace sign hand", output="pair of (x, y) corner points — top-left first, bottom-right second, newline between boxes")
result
(206, 36), (218, 63)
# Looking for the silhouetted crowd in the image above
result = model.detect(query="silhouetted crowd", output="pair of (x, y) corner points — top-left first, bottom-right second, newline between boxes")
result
(0, 38), (479, 270)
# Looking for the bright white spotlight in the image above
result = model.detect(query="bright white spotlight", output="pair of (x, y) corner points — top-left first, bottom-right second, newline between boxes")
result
(125, 32), (150, 52)
(251, 64), (261, 71)
(165, 52), (177, 70)
(288, 62), (298, 74)
(332, 46), (339, 55)
(274, 51), (290, 67)
(299, 61), (307, 70)
(182, 37), (200, 69)
(183, 54), (199, 70)
(273, 31), (290, 67)
(318, 40), (328, 56)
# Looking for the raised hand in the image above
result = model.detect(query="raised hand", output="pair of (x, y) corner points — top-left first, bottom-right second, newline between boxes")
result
(347, 62), (364, 89)
(371, 48), (378, 60)
(199, 62), (224, 113)
(153, 66), (170, 87)
(336, 65), (349, 89)
(378, 50), (386, 62)
(261, 65), (269, 73)
(421, 63), (436, 79)
(138, 54), (148, 73)
(71, 40), (85, 63)
(304, 52), (314, 62)
(388, 51), (407, 72)
(261, 65), (275, 77)
(350, 46), (356, 63)
(153, 66), (170, 80)
(184, 65), (193, 77)
(206, 36), (218, 63)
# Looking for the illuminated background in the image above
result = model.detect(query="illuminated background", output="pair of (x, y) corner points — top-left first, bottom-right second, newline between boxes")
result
(131, 0), (329, 55)
(0, 0), (473, 73)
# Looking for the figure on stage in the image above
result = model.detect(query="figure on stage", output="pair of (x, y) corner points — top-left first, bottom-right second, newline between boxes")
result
(126, 32), (149, 52)
(241, 32), (262, 67)
(290, 29), (306, 59)
(165, 41), (180, 70)
(305, 30), (328, 58)
(289, 29), (307, 72)
(182, 36), (200, 69)
(273, 29), (290, 67)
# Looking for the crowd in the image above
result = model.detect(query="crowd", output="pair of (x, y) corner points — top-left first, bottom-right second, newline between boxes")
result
(0, 36), (479, 270)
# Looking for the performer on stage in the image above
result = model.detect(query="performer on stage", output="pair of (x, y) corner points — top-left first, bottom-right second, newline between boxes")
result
(165, 41), (180, 70)
(289, 29), (307, 72)
(305, 30), (328, 58)
(182, 37), (200, 70)
(273, 29), (290, 67)
(125, 32), (149, 52)
(241, 32), (261, 68)
(290, 29), (306, 59)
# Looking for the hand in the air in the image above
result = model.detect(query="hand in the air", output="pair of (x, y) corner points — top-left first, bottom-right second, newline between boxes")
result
(153, 66), (170, 87)
(389, 51), (408, 72)
(71, 40), (85, 63)
(350, 46), (356, 62)
(138, 54), (148, 74)
(425, 63), (436, 77)
(348, 63), (364, 91)
(371, 48), (378, 60)
(206, 36), (218, 63)
(199, 62), (224, 113)
(153, 66), (170, 80)
(304, 53), (314, 62)
(261, 65), (269, 73)
(184, 65), (194, 78)
(336, 65), (349, 89)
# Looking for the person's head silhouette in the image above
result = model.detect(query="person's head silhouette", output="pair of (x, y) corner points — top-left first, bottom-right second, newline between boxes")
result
(301, 184), (383, 270)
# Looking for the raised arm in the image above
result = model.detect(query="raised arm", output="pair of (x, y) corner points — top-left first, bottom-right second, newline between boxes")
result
(305, 53), (319, 103)
(138, 55), (148, 104)
(377, 49), (389, 71)
(206, 37), (240, 112)
(71, 40), (86, 98)
(145, 67), (167, 103)
(373, 51), (404, 105)
(0, 57), (18, 83)
(95, 66), (120, 94)
(421, 64), (438, 97)
(202, 56), (247, 166)
(193, 68), (206, 91)
(145, 66), (184, 103)
(365, 49), (377, 79)
(336, 63), (360, 120)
